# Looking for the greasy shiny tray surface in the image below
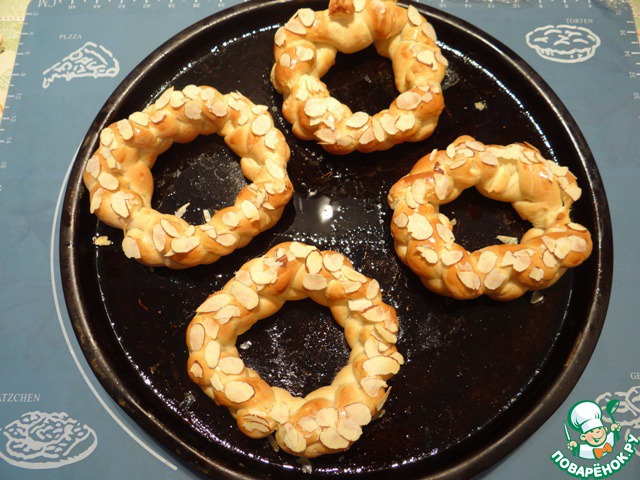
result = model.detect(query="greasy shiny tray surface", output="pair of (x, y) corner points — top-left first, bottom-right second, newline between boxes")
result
(60, 1), (613, 478)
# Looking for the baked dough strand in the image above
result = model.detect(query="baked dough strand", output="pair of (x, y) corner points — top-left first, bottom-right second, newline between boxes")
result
(83, 85), (293, 268)
(186, 241), (403, 457)
(388, 135), (593, 301)
(271, 0), (447, 154)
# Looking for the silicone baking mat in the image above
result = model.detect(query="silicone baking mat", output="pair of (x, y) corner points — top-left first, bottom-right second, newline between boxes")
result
(1, 0), (639, 479)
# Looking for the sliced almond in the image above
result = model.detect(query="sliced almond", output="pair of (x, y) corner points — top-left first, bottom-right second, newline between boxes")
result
(319, 427), (349, 450)
(363, 356), (400, 377)
(302, 273), (328, 291)
(315, 407), (338, 427)
(188, 323), (205, 351)
(230, 282), (259, 310)
(407, 213), (433, 240)
(218, 356), (245, 375)
(160, 218), (180, 238)
(197, 293), (232, 313)
(224, 381), (255, 403)
(396, 91), (421, 110)
(483, 269), (507, 290)
(282, 424), (306, 453)
(215, 232), (237, 247)
(344, 403), (372, 426)
(477, 250), (498, 274)
(305, 249), (323, 274)
(122, 237), (141, 259)
(360, 377), (387, 398)
(270, 402), (290, 424)
(297, 416), (319, 433)
(214, 304), (241, 324)
(457, 271), (481, 290)
(171, 236), (200, 254)
(189, 362), (203, 379)
(205, 340), (221, 368)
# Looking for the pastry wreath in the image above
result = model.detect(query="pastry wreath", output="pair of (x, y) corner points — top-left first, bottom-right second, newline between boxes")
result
(83, 85), (293, 268)
(270, 0), (447, 154)
(388, 135), (593, 301)
(186, 241), (404, 457)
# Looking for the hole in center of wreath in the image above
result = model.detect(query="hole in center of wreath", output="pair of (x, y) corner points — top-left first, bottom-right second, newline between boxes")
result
(439, 187), (532, 253)
(150, 135), (246, 226)
(237, 298), (350, 398)
(322, 45), (398, 116)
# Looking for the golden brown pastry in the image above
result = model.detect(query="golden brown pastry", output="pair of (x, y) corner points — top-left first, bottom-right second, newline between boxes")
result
(388, 135), (593, 301)
(186, 241), (403, 457)
(83, 85), (293, 268)
(271, 0), (446, 154)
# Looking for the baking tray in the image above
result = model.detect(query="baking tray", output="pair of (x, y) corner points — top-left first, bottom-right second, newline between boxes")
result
(59, 0), (613, 478)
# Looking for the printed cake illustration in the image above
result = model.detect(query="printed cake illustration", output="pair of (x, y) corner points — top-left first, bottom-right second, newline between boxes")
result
(526, 25), (600, 63)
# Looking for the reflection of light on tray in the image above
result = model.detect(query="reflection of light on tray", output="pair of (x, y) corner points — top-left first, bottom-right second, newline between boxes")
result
(0, 411), (97, 469)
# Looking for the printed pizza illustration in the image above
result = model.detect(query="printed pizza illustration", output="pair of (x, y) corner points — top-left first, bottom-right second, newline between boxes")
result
(0, 411), (97, 469)
(42, 41), (119, 89)
(526, 25), (600, 63)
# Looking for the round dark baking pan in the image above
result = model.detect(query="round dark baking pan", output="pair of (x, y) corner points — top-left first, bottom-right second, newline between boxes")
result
(59, 0), (613, 478)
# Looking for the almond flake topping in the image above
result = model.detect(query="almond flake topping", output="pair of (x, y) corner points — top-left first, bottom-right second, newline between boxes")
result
(316, 128), (337, 144)
(396, 91), (421, 110)
(189, 323), (206, 351)
(371, 0), (386, 14)
(122, 237), (141, 259)
(241, 200), (261, 221)
(282, 424), (306, 452)
(85, 155), (101, 178)
(396, 113), (415, 132)
(360, 377), (386, 398)
(225, 381), (255, 403)
(354, 0), (366, 12)
(323, 253), (344, 272)
(346, 111), (369, 129)
(211, 373), (224, 392)
(183, 100), (201, 120)
(270, 402), (290, 424)
(335, 419), (362, 442)
(436, 223), (455, 243)
(344, 403), (371, 426)
(117, 119), (134, 140)
(319, 428), (349, 450)
(529, 267), (545, 282)
(302, 273), (328, 291)
(129, 111), (149, 127)
(477, 250), (498, 273)
(366, 280), (380, 300)
(363, 356), (400, 377)
(298, 416), (319, 432)
(416, 49), (436, 67)
(407, 213), (433, 240)
(417, 245), (439, 264)
(315, 407), (338, 427)
(171, 235), (200, 253)
(219, 357), (245, 375)
(231, 282), (259, 310)
(160, 218), (180, 237)
(297, 8), (315, 27)
(407, 5), (423, 26)
(274, 28), (286, 47)
(264, 130), (279, 150)
(295, 45), (314, 62)
(457, 271), (481, 290)
(189, 362), (203, 379)
(285, 18), (306, 35)
(441, 249), (463, 266)
(305, 250), (323, 274)
(97, 172), (119, 190)
(215, 304), (241, 324)
(100, 128), (114, 147)
(393, 212), (409, 228)
(483, 269), (507, 290)
(422, 22), (437, 41)
(265, 159), (285, 179)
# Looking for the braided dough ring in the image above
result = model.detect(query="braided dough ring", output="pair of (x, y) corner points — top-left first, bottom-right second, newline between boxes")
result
(83, 85), (293, 268)
(271, 0), (447, 154)
(186, 241), (404, 458)
(388, 135), (593, 301)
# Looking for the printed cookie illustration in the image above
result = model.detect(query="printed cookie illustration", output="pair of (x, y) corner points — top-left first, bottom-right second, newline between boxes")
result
(42, 42), (119, 89)
(0, 411), (97, 469)
(526, 25), (600, 63)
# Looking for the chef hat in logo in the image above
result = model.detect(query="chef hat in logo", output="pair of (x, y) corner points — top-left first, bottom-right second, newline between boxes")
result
(569, 401), (604, 434)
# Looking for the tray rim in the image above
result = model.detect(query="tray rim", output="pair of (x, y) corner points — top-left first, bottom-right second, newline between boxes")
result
(58, 0), (614, 478)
